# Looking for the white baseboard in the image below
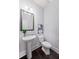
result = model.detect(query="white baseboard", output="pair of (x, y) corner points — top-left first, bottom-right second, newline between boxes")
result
(19, 50), (26, 58)
(51, 47), (59, 54)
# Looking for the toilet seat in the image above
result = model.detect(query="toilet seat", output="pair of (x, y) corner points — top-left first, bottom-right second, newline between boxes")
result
(41, 41), (52, 48)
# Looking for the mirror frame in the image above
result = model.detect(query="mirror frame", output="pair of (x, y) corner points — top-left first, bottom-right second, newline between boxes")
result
(20, 9), (34, 33)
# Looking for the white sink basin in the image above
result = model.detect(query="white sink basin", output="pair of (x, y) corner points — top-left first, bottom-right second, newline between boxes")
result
(22, 35), (36, 41)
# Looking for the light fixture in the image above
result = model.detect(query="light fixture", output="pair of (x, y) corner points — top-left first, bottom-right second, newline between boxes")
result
(24, 6), (33, 13)
(24, 6), (29, 10)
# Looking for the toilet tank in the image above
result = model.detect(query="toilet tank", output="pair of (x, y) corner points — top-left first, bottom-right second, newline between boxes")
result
(38, 34), (44, 42)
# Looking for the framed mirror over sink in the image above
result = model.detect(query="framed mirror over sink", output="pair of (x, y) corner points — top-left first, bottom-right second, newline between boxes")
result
(20, 9), (34, 35)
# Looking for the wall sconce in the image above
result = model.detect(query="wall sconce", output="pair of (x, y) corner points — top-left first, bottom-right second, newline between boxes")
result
(24, 6), (34, 13)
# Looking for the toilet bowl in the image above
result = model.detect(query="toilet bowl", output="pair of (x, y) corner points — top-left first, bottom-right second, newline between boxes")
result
(38, 34), (52, 55)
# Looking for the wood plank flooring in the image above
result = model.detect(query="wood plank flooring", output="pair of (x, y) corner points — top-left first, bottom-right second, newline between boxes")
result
(20, 47), (59, 59)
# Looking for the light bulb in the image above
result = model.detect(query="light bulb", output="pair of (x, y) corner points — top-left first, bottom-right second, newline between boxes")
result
(25, 6), (29, 10)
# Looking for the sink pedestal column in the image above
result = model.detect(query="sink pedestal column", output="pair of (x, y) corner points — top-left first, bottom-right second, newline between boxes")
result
(26, 41), (32, 59)
(22, 35), (36, 59)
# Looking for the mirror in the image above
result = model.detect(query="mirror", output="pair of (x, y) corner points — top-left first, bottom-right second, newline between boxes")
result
(20, 9), (34, 34)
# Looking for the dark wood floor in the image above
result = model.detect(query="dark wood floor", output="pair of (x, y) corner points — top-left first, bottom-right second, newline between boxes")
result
(20, 47), (59, 59)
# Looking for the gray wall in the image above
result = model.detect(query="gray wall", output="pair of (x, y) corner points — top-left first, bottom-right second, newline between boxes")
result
(19, 0), (44, 58)
(44, 0), (59, 53)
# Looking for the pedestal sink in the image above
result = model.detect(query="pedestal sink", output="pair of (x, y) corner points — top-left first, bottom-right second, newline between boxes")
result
(22, 35), (36, 59)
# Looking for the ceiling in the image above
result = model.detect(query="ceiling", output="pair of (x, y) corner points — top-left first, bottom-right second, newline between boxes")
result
(33, 0), (53, 8)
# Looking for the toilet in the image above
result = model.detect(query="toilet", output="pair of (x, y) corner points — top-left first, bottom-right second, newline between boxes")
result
(37, 34), (52, 55)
